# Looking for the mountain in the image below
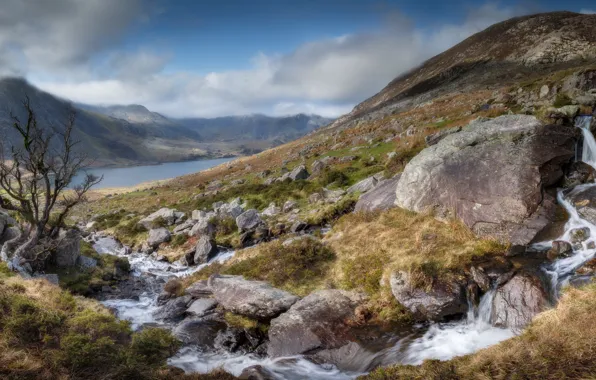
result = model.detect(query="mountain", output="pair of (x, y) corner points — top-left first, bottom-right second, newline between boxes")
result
(0, 78), (333, 166)
(327, 11), (596, 132)
(178, 114), (333, 144)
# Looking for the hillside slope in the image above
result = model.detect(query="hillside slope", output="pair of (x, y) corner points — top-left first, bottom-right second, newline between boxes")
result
(326, 11), (596, 132)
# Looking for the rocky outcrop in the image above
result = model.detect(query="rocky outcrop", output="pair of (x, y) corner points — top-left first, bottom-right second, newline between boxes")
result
(186, 298), (218, 318)
(188, 217), (216, 238)
(209, 275), (299, 319)
(236, 210), (263, 232)
(354, 175), (400, 212)
(268, 289), (366, 358)
(288, 165), (309, 181)
(194, 236), (218, 265)
(491, 272), (549, 331)
(147, 228), (171, 248)
(173, 315), (226, 346)
(261, 203), (280, 217)
(138, 208), (182, 229)
(389, 271), (467, 321)
(425, 126), (462, 146)
(395, 116), (577, 246)
(185, 280), (213, 298)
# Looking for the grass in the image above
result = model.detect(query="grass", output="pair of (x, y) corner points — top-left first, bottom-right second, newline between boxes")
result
(0, 275), (189, 380)
(305, 195), (358, 226)
(323, 208), (506, 323)
(361, 283), (596, 380)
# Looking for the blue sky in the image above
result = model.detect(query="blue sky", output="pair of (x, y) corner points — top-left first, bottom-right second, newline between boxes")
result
(1, 0), (594, 118)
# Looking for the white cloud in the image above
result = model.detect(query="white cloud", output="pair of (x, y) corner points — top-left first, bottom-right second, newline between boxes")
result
(4, 1), (528, 118)
(580, 9), (596, 14)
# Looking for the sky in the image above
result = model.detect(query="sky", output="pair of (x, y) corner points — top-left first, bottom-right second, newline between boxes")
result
(0, 0), (594, 118)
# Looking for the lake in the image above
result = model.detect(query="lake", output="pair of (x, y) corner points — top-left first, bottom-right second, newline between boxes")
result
(70, 157), (234, 189)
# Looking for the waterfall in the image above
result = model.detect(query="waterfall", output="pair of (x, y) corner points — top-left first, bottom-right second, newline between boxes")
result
(579, 116), (596, 168)
(542, 115), (596, 296)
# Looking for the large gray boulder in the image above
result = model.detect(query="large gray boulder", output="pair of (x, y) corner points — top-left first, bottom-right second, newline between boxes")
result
(491, 273), (549, 331)
(347, 175), (379, 194)
(173, 315), (226, 346)
(186, 298), (218, 318)
(389, 271), (467, 321)
(268, 290), (366, 358)
(395, 116), (576, 246)
(138, 208), (179, 229)
(209, 275), (299, 319)
(236, 209), (263, 232)
(354, 175), (400, 212)
(147, 228), (171, 248)
(54, 230), (81, 267)
(194, 235), (218, 265)
(188, 217), (216, 238)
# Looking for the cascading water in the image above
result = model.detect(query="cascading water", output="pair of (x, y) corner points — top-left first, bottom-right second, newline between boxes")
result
(540, 115), (596, 295)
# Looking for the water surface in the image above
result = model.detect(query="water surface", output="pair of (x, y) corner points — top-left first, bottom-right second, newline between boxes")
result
(71, 157), (233, 189)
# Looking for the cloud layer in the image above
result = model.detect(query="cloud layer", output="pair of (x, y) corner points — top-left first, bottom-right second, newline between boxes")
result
(3, 1), (529, 118)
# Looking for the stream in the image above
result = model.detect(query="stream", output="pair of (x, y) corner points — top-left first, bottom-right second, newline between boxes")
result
(91, 116), (595, 380)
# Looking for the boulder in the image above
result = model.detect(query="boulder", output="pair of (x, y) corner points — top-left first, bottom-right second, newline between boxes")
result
(186, 298), (218, 318)
(173, 315), (226, 346)
(323, 188), (345, 203)
(395, 116), (576, 246)
(347, 175), (379, 194)
(153, 295), (193, 321)
(138, 208), (178, 229)
(194, 236), (218, 265)
(236, 209), (263, 232)
(547, 240), (573, 261)
(470, 266), (491, 292)
(290, 221), (307, 233)
(354, 175), (400, 212)
(268, 290), (366, 358)
(491, 273), (549, 331)
(209, 275), (299, 319)
(569, 227), (590, 244)
(191, 210), (207, 220)
(389, 271), (467, 321)
(173, 219), (195, 235)
(54, 230), (81, 267)
(147, 228), (171, 248)
(188, 218), (216, 238)
(308, 193), (323, 204)
(566, 186), (596, 225)
(288, 165), (309, 181)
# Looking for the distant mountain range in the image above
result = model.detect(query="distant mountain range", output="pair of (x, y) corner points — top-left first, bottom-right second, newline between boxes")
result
(0, 78), (333, 167)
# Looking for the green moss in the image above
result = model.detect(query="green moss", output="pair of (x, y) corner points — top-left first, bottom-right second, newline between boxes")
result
(150, 216), (169, 229)
(553, 93), (573, 108)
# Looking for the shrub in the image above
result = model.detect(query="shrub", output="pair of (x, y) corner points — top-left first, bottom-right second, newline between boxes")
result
(129, 328), (181, 365)
(170, 234), (187, 248)
(151, 216), (169, 229)
(163, 279), (184, 296)
(319, 169), (349, 187)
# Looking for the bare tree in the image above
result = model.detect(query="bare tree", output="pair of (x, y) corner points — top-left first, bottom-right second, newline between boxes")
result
(0, 96), (101, 271)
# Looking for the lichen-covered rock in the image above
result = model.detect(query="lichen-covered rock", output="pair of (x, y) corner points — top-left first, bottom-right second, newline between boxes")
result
(491, 273), (549, 331)
(236, 209), (263, 232)
(395, 115), (576, 246)
(194, 235), (218, 265)
(389, 271), (467, 321)
(188, 217), (216, 238)
(267, 290), (366, 358)
(147, 228), (171, 248)
(261, 203), (280, 217)
(186, 298), (218, 318)
(209, 275), (299, 319)
(138, 208), (178, 229)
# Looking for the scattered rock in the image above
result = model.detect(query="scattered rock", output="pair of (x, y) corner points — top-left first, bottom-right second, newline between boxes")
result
(194, 236), (219, 265)
(288, 165), (309, 181)
(389, 271), (467, 321)
(268, 290), (366, 357)
(147, 228), (171, 248)
(209, 275), (299, 319)
(236, 210), (263, 232)
(570, 227), (590, 244)
(282, 200), (298, 213)
(189, 218), (216, 238)
(261, 203), (281, 217)
(311, 160), (326, 175)
(192, 210), (207, 220)
(138, 208), (178, 229)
